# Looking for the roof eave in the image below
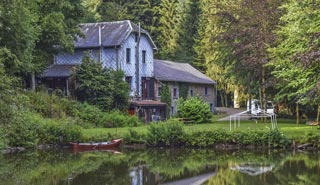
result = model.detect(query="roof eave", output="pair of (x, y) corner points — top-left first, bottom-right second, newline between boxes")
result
(155, 78), (216, 85)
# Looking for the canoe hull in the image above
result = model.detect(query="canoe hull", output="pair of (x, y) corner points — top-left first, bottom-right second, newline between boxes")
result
(70, 139), (122, 152)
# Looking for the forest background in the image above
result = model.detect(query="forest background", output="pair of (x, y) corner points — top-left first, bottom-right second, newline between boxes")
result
(0, 0), (320, 121)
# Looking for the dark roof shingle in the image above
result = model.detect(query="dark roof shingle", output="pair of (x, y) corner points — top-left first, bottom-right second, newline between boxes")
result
(154, 59), (216, 85)
(75, 20), (156, 49)
(41, 65), (77, 78)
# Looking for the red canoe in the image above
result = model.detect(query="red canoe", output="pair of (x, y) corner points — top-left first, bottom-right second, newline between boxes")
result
(70, 139), (122, 152)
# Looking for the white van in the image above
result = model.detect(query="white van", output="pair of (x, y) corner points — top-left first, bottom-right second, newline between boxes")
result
(247, 99), (274, 115)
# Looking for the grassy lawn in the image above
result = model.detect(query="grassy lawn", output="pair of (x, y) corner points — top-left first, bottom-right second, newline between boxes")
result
(82, 115), (320, 140)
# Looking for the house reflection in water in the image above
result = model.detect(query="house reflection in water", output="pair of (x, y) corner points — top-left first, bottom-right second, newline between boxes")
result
(130, 165), (161, 185)
(129, 165), (217, 185)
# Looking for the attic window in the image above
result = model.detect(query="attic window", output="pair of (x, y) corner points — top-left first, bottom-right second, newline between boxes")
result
(135, 33), (138, 42)
(205, 87), (208, 96)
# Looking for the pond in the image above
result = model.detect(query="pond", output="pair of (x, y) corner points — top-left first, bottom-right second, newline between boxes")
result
(1, 148), (320, 185)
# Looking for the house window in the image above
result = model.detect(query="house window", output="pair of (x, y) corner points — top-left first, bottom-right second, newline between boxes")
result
(190, 89), (194, 97)
(125, 76), (132, 90)
(205, 87), (208, 96)
(142, 50), (146, 63)
(210, 103), (214, 112)
(158, 86), (161, 96)
(173, 87), (178, 98)
(126, 48), (131, 63)
(135, 33), (138, 42)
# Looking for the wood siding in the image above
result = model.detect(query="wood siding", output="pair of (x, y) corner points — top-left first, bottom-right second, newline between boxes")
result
(54, 33), (154, 98)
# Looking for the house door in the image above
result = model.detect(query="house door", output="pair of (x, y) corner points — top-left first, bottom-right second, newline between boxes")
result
(141, 77), (155, 99)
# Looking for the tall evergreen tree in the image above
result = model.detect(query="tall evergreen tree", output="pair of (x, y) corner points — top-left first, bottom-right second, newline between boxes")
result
(194, 0), (240, 106)
(156, 0), (180, 59)
(269, 0), (320, 121)
(174, 0), (201, 64)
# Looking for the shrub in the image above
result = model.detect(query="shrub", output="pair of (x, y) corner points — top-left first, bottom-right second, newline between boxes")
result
(146, 119), (186, 147)
(26, 91), (67, 119)
(263, 128), (291, 148)
(177, 97), (212, 124)
(3, 111), (41, 147)
(104, 110), (141, 128)
(66, 102), (108, 128)
(36, 119), (82, 144)
(187, 129), (231, 147)
(124, 129), (146, 144)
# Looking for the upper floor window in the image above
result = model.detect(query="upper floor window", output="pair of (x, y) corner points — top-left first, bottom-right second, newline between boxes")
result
(142, 50), (146, 64)
(190, 89), (194, 97)
(158, 86), (162, 96)
(125, 76), (132, 90)
(205, 87), (208, 96)
(173, 87), (178, 98)
(126, 48), (131, 63)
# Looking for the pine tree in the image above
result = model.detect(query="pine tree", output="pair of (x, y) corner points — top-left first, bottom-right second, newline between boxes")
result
(156, 0), (180, 59)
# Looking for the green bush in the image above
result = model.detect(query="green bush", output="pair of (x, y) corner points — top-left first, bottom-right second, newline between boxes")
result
(124, 129), (146, 144)
(177, 97), (212, 124)
(263, 128), (291, 148)
(2, 109), (82, 147)
(66, 102), (108, 128)
(26, 91), (67, 119)
(36, 119), (82, 144)
(146, 119), (186, 147)
(300, 132), (320, 148)
(104, 110), (141, 128)
(3, 111), (41, 147)
(188, 129), (231, 147)
(185, 129), (290, 148)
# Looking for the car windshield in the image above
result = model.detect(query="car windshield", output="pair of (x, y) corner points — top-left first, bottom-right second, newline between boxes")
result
(267, 102), (273, 109)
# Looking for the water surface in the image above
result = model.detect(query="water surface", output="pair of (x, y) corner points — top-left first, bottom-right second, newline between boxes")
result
(1, 148), (319, 185)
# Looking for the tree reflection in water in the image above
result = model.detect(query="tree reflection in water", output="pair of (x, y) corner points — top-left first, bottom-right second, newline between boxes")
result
(1, 149), (320, 185)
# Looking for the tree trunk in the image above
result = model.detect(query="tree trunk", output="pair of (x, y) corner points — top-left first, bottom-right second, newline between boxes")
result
(248, 86), (252, 114)
(262, 67), (267, 122)
(296, 103), (300, 125)
(220, 91), (225, 107)
(234, 87), (240, 108)
(225, 92), (229, 107)
(31, 71), (36, 91)
(317, 104), (320, 123)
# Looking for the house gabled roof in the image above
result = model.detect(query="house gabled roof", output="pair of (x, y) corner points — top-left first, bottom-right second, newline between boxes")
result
(154, 59), (216, 85)
(75, 20), (157, 49)
(41, 64), (77, 78)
